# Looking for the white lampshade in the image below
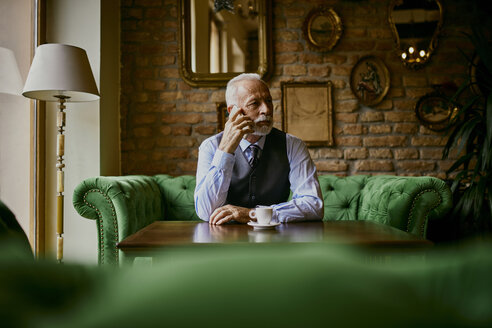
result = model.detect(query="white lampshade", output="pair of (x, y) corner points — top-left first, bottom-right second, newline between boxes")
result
(0, 47), (24, 96)
(23, 43), (99, 102)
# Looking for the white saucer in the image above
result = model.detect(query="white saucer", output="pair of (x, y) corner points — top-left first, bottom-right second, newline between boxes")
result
(247, 221), (280, 230)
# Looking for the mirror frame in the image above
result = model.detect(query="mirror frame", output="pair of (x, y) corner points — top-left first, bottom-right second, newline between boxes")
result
(415, 91), (458, 132)
(388, 0), (444, 70)
(302, 6), (342, 52)
(178, 0), (273, 88)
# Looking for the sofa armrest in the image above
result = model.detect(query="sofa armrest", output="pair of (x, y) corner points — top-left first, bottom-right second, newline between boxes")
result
(72, 175), (163, 265)
(358, 176), (453, 237)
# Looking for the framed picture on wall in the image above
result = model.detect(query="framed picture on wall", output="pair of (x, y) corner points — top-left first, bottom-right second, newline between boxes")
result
(281, 81), (334, 146)
(415, 92), (458, 132)
(350, 55), (390, 106)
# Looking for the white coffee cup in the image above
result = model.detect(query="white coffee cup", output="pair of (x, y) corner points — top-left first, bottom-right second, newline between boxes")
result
(249, 206), (273, 225)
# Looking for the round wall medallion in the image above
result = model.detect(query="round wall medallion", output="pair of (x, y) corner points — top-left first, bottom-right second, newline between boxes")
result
(350, 55), (390, 106)
(302, 6), (342, 52)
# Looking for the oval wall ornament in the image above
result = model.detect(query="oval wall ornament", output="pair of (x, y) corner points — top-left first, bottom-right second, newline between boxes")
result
(350, 55), (390, 107)
(303, 6), (342, 52)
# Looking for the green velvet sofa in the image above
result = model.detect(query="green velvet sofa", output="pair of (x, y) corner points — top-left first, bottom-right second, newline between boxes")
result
(4, 197), (491, 327)
(2, 237), (492, 327)
(73, 174), (452, 265)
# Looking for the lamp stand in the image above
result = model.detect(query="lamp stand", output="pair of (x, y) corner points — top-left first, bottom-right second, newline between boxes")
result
(23, 44), (100, 262)
(55, 95), (69, 263)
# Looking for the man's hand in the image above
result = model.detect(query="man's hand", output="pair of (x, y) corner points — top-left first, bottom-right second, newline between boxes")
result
(218, 106), (254, 154)
(209, 204), (252, 225)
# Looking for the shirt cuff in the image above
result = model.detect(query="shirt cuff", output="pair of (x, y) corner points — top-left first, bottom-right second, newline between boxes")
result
(271, 208), (280, 223)
(211, 148), (235, 170)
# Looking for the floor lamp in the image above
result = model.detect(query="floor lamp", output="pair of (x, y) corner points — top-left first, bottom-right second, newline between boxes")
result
(23, 44), (99, 263)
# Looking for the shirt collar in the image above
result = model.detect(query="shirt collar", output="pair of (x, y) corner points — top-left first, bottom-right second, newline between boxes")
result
(239, 135), (266, 152)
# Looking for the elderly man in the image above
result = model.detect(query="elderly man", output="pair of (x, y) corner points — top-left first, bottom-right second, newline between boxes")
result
(194, 73), (323, 225)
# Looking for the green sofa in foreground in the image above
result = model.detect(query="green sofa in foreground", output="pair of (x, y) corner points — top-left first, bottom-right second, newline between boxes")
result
(2, 237), (492, 328)
(73, 175), (452, 265)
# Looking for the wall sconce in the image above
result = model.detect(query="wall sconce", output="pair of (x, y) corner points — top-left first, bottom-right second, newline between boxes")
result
(401, 46), (428, 64)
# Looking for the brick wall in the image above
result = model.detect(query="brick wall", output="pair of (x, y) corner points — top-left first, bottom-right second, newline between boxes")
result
(121, 0), (474, 178)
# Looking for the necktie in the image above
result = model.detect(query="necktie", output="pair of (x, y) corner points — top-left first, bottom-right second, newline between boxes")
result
(249, 144), (261, 169)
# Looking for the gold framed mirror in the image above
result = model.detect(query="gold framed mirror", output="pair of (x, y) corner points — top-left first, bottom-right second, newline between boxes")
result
(178, 0), (273, 87)
(415, 92), (458, 132)
(303, 6), (342, 52)
(388, 0), (444, 70)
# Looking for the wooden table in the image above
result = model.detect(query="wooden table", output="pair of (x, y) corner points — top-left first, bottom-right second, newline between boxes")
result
(117, 221), (432, 261)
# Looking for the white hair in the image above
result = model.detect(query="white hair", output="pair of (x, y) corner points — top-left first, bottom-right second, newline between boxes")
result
(225, 73), (268, 106)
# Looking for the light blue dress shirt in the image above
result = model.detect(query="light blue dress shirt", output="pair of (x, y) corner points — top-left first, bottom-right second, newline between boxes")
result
(194, 132), (324, 223)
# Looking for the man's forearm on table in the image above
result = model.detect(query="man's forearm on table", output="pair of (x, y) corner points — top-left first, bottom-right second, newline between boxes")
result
(272, 196), (324, 223)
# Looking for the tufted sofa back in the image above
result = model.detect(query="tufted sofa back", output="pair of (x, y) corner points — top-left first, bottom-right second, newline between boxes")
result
(318, 175), (369, 221)
(152, 174), (451, 229)
(151, 174), (452, 237)
(153, 175), (200, 221)
(152, 174), (373, 222)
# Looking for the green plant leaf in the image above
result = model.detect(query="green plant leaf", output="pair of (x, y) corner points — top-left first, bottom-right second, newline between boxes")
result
(456, 117), (481, 155)
(483, 94), (492, 170)
(442, 125), (461, 159)
(482, 143), (492, 171)
(450, 170), (470, 193)
(445, 96), (481, 139)
(457, 186), (474, 218)
(446, 26), (492, 232)
(446, 152), (475, 175)
(473, 179), (487, 217)
(449, 75), (471, 104)
(469, 26), (492, 82)
(486, 94), (492, 136)
(443, 112), (474, 156)
(463, 95), (481, 114)
(487, 184), (492, 219)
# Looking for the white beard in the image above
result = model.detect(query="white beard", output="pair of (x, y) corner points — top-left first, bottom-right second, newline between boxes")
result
(245, 115), (273, 137)
(252, 124), (273, 136)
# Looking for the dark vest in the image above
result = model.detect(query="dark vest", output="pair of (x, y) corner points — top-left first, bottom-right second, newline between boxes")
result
(225, 128), (291, 208)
